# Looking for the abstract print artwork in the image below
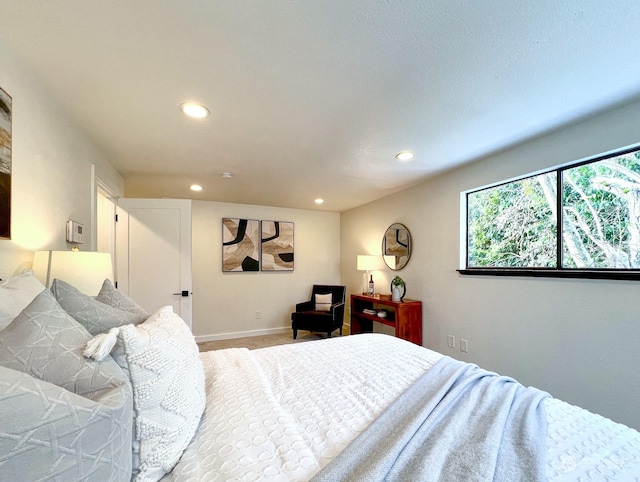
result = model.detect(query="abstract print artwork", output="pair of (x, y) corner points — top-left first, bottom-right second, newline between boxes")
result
(0, 87), (11, 239)
(222, 218), (260, 271)
(261, 220), (294, 271)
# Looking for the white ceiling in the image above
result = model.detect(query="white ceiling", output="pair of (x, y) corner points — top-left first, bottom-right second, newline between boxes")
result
(1, 1), (640, 212)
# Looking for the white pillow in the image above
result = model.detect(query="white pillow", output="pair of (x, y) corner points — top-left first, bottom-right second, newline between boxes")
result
(109, 306), (205, 481)
(0, 270), (46, 330)
(315, 293), (332, 312)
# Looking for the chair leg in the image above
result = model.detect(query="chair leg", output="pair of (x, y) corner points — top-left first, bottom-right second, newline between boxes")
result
(339, 327), (343, 336)
(327, 331), (332, 338)
(293, 329), (297, 339)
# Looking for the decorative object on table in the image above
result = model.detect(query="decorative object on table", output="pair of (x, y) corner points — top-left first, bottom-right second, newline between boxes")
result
(261, 220), (294, 271)
(0, 86), (12, 240)
(222, 218), (260, 271)
(391, 275), (406, 302)
(357, 254), (383, 295)
(377, 310), (388, 318)
(32, 250), (114, 296)
(382, 223), (412, 270)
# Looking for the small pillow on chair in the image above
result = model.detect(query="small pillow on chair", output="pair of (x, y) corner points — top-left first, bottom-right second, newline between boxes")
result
(315, 293), (332, 312)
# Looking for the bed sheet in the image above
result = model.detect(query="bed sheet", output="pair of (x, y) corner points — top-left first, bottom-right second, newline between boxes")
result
(167, 334), (640, 481)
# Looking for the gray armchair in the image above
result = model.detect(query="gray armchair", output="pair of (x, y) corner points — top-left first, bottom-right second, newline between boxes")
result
(291, 285), (346, 339)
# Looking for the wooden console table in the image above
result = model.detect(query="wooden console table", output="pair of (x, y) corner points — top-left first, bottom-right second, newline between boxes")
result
(350, 294), (422, 345)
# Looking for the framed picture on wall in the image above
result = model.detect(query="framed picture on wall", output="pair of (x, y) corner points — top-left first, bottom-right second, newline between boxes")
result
(0, 86), (12, 239)
(261, 220), (294, 271)
(222, 218), (260, 271)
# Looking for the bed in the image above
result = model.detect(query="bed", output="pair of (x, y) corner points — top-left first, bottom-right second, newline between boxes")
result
(2, 272), (640, 481)
(168, 335), (640, 481)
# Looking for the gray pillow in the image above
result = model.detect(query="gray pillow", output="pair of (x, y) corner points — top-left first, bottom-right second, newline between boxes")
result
(0, 289), (128, 398)
(0, 367), (132, 482)
(52, 278), (146, 335)
(0, 290), (133, 480)
(96, 278), (149, 318)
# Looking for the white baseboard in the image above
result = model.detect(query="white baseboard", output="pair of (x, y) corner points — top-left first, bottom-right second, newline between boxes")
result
(195, 326), (291, 343)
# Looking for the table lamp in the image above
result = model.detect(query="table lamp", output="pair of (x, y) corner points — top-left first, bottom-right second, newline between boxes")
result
(357, 254), (382, 296)
(32, 250), (114, 296)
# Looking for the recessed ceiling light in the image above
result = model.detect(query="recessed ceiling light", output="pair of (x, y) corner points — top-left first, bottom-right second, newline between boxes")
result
(395, 151), (415, 161)
(179, 102), (210, 119)
(190, 184), (203, 192)
(221, 172), (233, 179)
(315, 198), (324, 205)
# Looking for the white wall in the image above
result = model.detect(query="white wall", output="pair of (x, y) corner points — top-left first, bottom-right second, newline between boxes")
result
(341, 97), (640, 430)
(0, 41), (123, 278)
(192, 200), (340, 340)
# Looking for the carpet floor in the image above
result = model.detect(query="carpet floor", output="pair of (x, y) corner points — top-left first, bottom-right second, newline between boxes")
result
(197, 328), (350, 352)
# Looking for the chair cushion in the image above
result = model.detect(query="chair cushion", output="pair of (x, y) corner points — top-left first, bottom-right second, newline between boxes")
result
(292, 310), (335, 324)
(315, 293), (332, 312)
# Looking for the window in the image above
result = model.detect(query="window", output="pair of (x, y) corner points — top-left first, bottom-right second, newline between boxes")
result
(462, 145), (640, 279)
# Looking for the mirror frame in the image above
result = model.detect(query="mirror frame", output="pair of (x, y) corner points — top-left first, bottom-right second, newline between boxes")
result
(382, 223), (412, 270)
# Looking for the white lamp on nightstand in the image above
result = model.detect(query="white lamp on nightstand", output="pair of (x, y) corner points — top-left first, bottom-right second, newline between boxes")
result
(32, 250), (114, 296)
(357, 254), (382, 296)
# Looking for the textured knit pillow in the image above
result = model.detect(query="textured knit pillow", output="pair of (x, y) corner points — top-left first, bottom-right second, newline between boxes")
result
(86, 306), (205, 482)
(96, 278), (149, 317)
(0, 270), (46, 329)
(52, 278), (147, 335)
(0, 290), (133, 480)
(315, 293), (332, 312)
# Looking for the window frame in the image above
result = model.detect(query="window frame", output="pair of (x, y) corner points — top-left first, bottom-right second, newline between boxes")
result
(459, 143), (640, 281)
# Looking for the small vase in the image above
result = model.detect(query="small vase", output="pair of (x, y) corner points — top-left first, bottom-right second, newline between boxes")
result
(392, 286), (401, 301)
(391, 284), (406, 302)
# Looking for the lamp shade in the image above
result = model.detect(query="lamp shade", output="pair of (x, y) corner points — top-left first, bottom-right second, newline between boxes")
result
(357, 255), (382, 271)
(32, 250), (114, 296)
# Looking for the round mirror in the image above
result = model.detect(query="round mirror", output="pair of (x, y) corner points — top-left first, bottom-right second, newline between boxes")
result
(382, 223), (412, 270)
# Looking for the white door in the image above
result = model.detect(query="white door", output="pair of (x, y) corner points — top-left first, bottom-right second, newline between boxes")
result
(116, 199), (192, 329)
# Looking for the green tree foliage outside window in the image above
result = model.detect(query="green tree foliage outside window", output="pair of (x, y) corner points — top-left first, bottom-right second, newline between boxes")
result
(467, 148), (640, 270)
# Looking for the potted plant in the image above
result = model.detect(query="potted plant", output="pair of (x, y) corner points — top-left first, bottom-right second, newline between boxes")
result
(390, 276), (406, 302)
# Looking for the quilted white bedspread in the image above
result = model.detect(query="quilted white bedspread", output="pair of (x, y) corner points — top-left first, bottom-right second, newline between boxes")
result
(166, 334), (640, 481)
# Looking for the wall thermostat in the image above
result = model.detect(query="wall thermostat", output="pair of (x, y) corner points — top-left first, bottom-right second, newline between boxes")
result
(66, 220), (84, 244)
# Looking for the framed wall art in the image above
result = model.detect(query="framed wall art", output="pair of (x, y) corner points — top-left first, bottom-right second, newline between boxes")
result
(0, 86), (12, 239)
(222, 218), (260, 271)
(261, 220), (294, 271)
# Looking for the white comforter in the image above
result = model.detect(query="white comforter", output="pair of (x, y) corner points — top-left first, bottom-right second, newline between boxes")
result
(166, 334), (640, 481)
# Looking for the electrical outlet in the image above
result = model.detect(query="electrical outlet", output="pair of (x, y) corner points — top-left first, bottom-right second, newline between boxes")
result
(255, 311), (261, 319)
(447, 335), (455, 349)
(460, 338), (468, 353)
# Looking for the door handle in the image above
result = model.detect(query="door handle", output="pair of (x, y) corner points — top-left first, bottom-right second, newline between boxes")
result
(173, 290), (191, 297)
